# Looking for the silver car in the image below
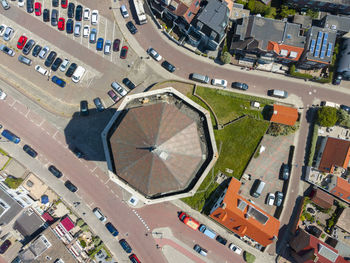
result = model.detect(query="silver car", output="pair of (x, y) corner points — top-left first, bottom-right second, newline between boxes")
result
(59, 59), (70, 72)
(39, 46), (50, 59)
(74, 22), (81, 37)
(1, 0), (10, 10)
(111, 82), (127, 97)
(104, 40), (111, 55)
(89, 28), (97, 43)
(3, 27), (14, 41)
(0, 44), (15, 56)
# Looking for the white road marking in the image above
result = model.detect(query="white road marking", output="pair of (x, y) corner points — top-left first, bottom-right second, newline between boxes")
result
(111, 24), (115, 62)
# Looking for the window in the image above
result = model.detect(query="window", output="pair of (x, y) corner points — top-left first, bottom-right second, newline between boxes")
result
(188, 11), (192, 17)
(195, 1), (199, 6)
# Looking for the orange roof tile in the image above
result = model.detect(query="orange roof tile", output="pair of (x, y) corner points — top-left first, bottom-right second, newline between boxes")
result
(330, 177), (350, 203)
(210, 178), (280, 247)
(223, 0), (233, 14)
(267, 41), (304, 61)
(270, 104), (299, 126)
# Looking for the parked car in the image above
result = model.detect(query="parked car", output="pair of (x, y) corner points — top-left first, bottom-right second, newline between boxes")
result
(129, 254), (141, 263)
(229, 244), (242, 255)
(0, 88), (6, 100)
(1, 0), (10, 10)
(83, 25), (90, 38)
(52, 0), (58, 7)
(45, 51), (57, 67)
(104, 40), (111, 55)
(61, 0), (67, 8)
(96, 37), (104, 51)
(83, 8), (90, 20)
(113, 38), (120, 52)
(89, 28), (97, 43)
(232, 81), (248, 90)
(0, 240), (11, 254)
(266, 193), (275, 206)
(0, 24), (6, 36)
(43, 8), (50, 22)
(35, 65), (48, 75)
(38, 46), (50, 59)
(51, 57), (63, 71)
(26, 0), (33, 13)
(67, 2), (74, 18)
(281, 163), (290, 180)
(333, 74), (342, 85)
(17, 35), (27, 49)
(1, 129), (20, 143)
(80, 100), (89, 116)
(22, 39), (36, 55)
(122, 78), (136, 90)
(58, 17), (65, 31)
(93, 207), (106, 222)
(275, 191), (283, 207)
(75, 5), (82, 21)
(51, 9), (58, 26)
(105, 222), (118, 236)
(111, 82), (127, 96)
(32, 44), (42, 57)
(74, 22), (81, 37)
(18, 0), (24, 7)
(340, 104), (350, 113)
(59, 58), (69, 72)
(147, 47), (162, 61)
(51, 76), (66, 87)
(66, 18), (74, 34)
(120, 5), (129, 18)
(120, 46), (128, 59)
(93, 97), (104, 112)
(216, 235), (227, 245)
(18, 55), (32, 66)
(48, 165), (62, 178)
(193, 244), (207, 257)
(34, 2), (41, 16)
(23, 144), (38, 158)
(91, 10), (98, 25)
(161, 60), (175, 72)
(107, 90), (120, 103)
(211, 78), (227, 88)
(119, 239), (132, 253)
(73, 147), (84, 158)
(3, 27), (14, 41)
(65, 62), (77, 77)
(64, 180), (78, 192)
(0, 44), (15, 57)
(126, 21), (137, 34)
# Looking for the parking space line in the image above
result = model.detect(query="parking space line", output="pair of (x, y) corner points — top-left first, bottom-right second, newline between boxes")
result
(111, 24), (115, 62)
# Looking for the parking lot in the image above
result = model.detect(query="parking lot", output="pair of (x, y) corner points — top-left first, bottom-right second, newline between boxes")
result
(240, 134), (294, 216)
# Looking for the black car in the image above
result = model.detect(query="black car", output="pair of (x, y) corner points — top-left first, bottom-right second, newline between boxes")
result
(93, 97), (104, 112)
(68, 3), (75, 18)
(119, 239), (132, 253)
(26, 0), (34, 13)
(75, 5), (83, 21)
(64, 180), (78, 192)
(66, 19), (74, 34)
(333, 74), (342, 85)
(73, 147), (84, 158)
(23, 144), (38, 158)
(43, 9), (50, 22)
(281, 163), (290, 180)
(340, 104), (350, 113)
(48, 165), (62, 178)
(122, 78), (136, 90)
(51, 57), (63, 71)
(22, 39), (35, 55)
(51, 9), (58, 26)
(105, 222), (119, 236)
(52, 0), (59, 7)
(66, 62), (77, 77)
(126, 21), (137, 34)
(32, 44), (42, 57)
(161, 60), (176, 72)
(231, 82), (248, 90)
(113, 38), (120, 52)
(80, 100), (89, 116)
(45, 51), (57, 67)
(0, 240), (11, 254)
(216, 235), (227, 245)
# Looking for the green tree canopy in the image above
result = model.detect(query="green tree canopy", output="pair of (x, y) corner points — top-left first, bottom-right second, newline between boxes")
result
(337, 109), (350, 128)
(317, 106), (338, 127)
(220, 51), (231, 64)
(279, 5), (296, 18)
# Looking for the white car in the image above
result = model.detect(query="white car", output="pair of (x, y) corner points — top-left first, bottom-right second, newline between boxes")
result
(120, 5), (129, 18)
(3, 27), (14, 41)
(83, 25), (90, 38)
(1, 0), (10, 10)
(147, 47), (162, 61)
(18, 0), (24, 7)
(229, 244), (242, 255)
(39, 46), (50, 59)
(91, 10), (98, 25)
(0, 44), (15, 57)
(59, 59), (70, 72)
(83, 8), (90, 20)
(266, 193), (275, 206)
(35, 65), (48, 76)
(93, 207), (106, 222)
(0, 88), (7, 100)
(211, 78), (227, 88)
(0, 24), (6, 36)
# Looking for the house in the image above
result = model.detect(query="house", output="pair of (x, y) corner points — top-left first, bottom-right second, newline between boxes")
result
(310, 187), (334, 209)
(270, 104), (299, 126)
(328, 176), (350, 203)
(210, 178), (280, 250)
(319, 15), (350, 37)
(229, 3), (250, 21)
(315, 137), (350, 173)
(230, 16), (306, 65)
(289, 228), (349, 263)
(336, 208), (350, 235)
(297, 26), (337, 69)
(286, 0), (350, 15)
(336, 38), (350, 81)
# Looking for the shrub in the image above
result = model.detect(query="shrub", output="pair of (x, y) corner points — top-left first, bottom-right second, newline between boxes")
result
(80, 239), (87, 248)
(220, 51), (231, 64)
(308, 124), (319, 166)
(317, 106), (338, 127)
(93, 236), (101, 246)
(321, 233), (326, 238)
(243, 251), (256, 263)
(4, 177), (23, 189)
(80, 224), (90, 232)
(76, 219), (85, 227)
(267, 123), (299, 136)
(337, 109), (350, 128)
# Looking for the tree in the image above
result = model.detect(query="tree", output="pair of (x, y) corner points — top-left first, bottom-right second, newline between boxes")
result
(80, 224), (90, 232)
(76, 218), (85, 227)
(279, 5), (296, 18)
(4, 177), (23, 189)
(337, 109), (350, 128)
(93, 236), (101, 246)
(306, 9), (319, 19)
(220, 51), (231, 64)
(254, 1), (267, 14)
(317, 106), (338, 127)
(265, 7), (276, 18)
(247, 0), (255, 11)
(243, 251), (256, 263)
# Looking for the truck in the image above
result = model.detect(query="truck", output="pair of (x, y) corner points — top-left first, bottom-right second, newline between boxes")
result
(198, 224), (217, 239)
(178, 212), (200, 230)
(320, 101), (340, 108)
(132, 0), (147, 25)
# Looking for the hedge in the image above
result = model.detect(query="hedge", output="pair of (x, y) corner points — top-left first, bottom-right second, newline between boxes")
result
(308, 123), (319, 166)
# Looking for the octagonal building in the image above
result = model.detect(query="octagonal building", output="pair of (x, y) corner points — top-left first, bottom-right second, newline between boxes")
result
(102, 87), (218, 204)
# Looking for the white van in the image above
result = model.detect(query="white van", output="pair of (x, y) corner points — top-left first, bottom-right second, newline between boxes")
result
(320, 101), (340, 108)
(72, 66), (85, 83)
(35, 65), (48, 76)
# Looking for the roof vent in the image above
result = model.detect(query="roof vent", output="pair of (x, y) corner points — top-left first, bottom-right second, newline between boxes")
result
(289, 51), (298, 58)
(280, 49), (288, 56)
(169, 1), (178, 10)
(331, 25), (337, 30)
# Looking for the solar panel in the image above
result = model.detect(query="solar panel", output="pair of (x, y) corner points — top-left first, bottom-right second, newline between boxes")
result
(310, 39), (316, 53)
(314, 32), (323, 57)
(320, 33), (328, 59)
(315, 44), (321, 57)
(327, 43), (333, 57)
(320, 50), (326, 59)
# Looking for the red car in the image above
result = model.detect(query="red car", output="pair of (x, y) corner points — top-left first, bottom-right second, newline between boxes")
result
(107, 90), (120, 103)
(129, 254), (141, 263)
(58, 18), (65, 31)
(17, 35), (28, 49)
(120, 46), (128, 59)
(34, 2), (41, 16)
(61, 0), (68, 8)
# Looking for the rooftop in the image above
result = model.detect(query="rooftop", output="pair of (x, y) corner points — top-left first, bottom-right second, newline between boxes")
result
(336, 208), (350, 234)
(270, 104), (299, 126)
(0, 184), (23, 225)
(329, 177), (350, 203)
(22, 173), (48, 201)
(310, 188), (334, 209)
(13, 208), (45, 239)
(210, 178), (280, 247)
(321, 15), (350, 33)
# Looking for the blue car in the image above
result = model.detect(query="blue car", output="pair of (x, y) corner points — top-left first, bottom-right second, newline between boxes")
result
(105, 222), (119, 237)
(1, 129), (20, 144)
(96, 38), (104, 51)
(51, 76), (66, 87)
(119, 239), (132, 253)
